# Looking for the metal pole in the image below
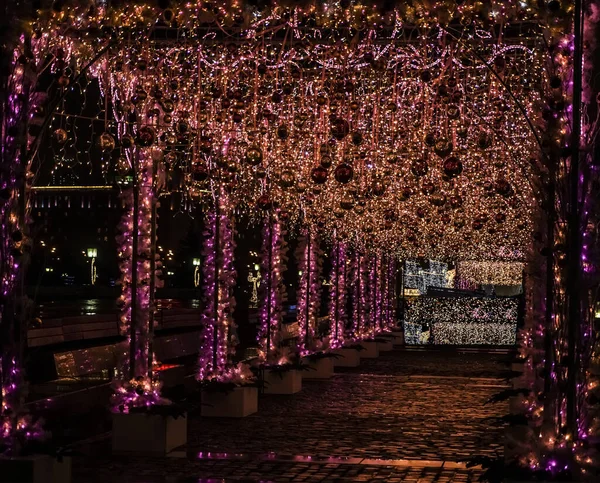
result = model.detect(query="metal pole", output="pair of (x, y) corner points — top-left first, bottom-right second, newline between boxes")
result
(567, 0), (584, 435)
(129, 153), (139, 379)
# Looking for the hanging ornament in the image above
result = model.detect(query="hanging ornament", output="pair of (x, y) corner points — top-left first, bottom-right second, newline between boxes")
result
(320, 155), (333, 169)
(115, 156), (131, 176)
(434, 137), (453, 157)
(192, 162), (209, 182)
(429, 193), (446, 207)
(421, 181), (437, 195)
(495, 212), (506, 223)
(386, 153), (400, 165)
(53, 128), (68, 144)
(137, 126), (156, 147)
(411, 159), (428, 177)
(200, 136), (212, 154)
(331, 118), (350, 140)
(351, 131), (363, 146)
(442, 157), (463, 178)
(293, 113), (308, 128)
(371, 179), (386, 196)
(424, 132), (436, 146)
(399, 187), (411, 201)
(257, 194), (273, 210)
(121, 134), (135, 149)
(98, 132), (116, 151)
(280, 170), (296, 189)
(311, 166), (328, 184)
(277, 124), (289, 140)
(456, 126), (469, 138)
(477, 132), (492, 149)
(296, 181), (308, 192)
(334, 162), (353, 184)
(340, 195), (354, 210)
(447, 104), (460, 120)
(449, 195), (463, 208)
(495, 178), (513, 197)
(245, 145), (263, 166)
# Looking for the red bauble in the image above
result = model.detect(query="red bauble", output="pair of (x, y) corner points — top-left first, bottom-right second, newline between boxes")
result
(257, 194), (273, 210)
(495, 212), (506, 223)
(311, 166), (328, 184)
(334, 163), (353, 184)
(443, 157), (463, 178)
(330, 118), (350, 140)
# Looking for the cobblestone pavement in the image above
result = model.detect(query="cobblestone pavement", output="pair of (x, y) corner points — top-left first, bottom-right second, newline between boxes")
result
(73, 348), (509, 482)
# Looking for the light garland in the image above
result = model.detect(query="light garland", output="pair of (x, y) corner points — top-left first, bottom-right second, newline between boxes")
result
(296, 226), (322, 353)
(1, 35), (47, 453)
(257, 213), (288, 363)
(328, 240), (348, 349)
(115, 148), (158, 378)
(197, 187), (238, 380)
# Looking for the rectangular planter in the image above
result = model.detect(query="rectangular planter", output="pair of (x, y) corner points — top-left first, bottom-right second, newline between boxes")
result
(0, 454), (69, 483)
(360, 341), (379, 358)
(301, 357), (334, 379)
(201, 386), (258, 417)
(331, 348), (360, 367)
(377, 340), (393, 352)
(264, 369), (302, 394)
(112, 412), (187, 454)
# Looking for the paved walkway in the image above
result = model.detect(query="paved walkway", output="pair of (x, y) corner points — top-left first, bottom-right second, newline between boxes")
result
(74, 348), (510, 482)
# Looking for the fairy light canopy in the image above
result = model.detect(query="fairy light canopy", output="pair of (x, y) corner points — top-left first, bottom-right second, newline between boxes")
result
(25, 0), (567, 260)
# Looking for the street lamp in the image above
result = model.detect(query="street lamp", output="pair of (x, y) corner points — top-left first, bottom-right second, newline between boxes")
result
(87, 248), (98, 285)
(193, 258), (201, 287)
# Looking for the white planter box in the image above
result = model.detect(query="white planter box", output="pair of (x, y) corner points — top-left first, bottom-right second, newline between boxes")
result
(360, 341), (379, 358)
(0, 454), (70, 483)
(377, 340), (393, 352)
(301, 357), (334, 379)
(112, 411), (187, 454)
(331, 348), (360, 367)
(264, 369), (302, 394)
(201, 386), (258, 417)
